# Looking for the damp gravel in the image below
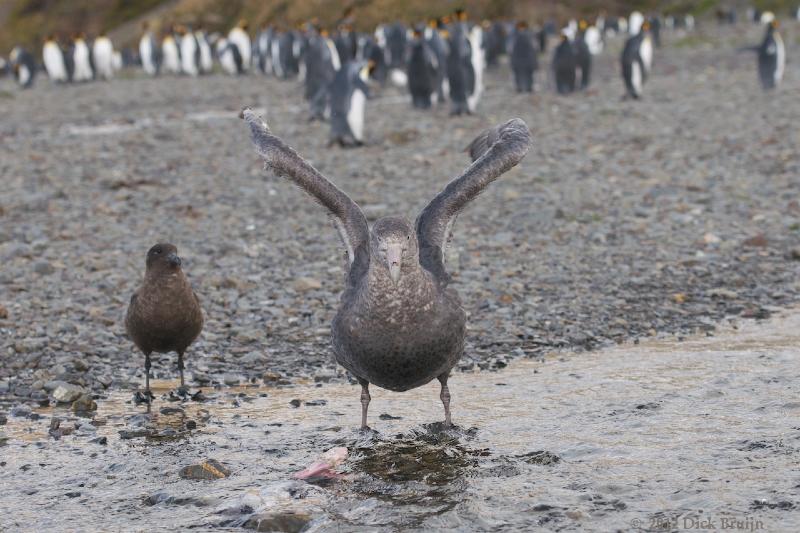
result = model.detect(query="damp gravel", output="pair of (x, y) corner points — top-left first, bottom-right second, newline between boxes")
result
(1, 309), (798, 531)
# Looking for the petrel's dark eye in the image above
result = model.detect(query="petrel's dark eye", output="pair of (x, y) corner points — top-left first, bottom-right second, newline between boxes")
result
(154, 247), (162, 255)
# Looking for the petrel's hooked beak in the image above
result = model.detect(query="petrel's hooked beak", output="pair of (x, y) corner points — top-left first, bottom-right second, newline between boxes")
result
(166, 253), (182, 267)
(386, 243), (403, 285)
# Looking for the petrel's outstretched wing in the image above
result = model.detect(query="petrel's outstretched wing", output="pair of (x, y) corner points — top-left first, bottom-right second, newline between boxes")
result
(416, 118), (531, 281)
(241, 108), (369, 266)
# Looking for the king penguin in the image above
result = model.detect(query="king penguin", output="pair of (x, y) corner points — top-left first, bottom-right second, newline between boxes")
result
(178, 25), (200, 76)
(255, 25), (273, 75)
(424, 18), (449, 103)
(304, 27), (340, 121)
(42, 36), (69, 83)
(228, 20), (252, 72)
(510, 21), (537, 93)
(758, 20), (785, 90)
(329, 61), (371, 147)
(574, 21), (592, 90)
(621, 21), (653, 99)
(139, 22), (160, 76)
(92, 32), (115, 80)
(161, 29), (181, 74)
(552, 33), (577, 94)
(9, 47), (36, 89)
(216, 37), (243, 75)
(384, 22), (408, 87)
(195, 28), (213, 74)
(407, 28), (438, 109)
(71, 33), (94, 82)
(446, 10), (476, 115)
(466, 20), (485, 113)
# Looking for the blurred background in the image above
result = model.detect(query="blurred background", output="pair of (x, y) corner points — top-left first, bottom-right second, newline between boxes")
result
(1, 0), (796, 52)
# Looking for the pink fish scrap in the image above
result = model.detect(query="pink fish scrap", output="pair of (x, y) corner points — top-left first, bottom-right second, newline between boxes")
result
(292, 447), (348, 480)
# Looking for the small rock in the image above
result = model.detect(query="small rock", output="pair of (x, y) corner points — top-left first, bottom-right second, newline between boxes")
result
(289, 399), (302, 408)
(77, 422), (97, 433)
(10, 405), (31, 418)
(223, 374), (240, 386)
(33, 260), (55, 275)
(707, 288), (738, 299)
(304, 399), (327, 406)
(702, 233), (721, 244)
(90, 436), (108, 445)
(244, 512), (311, 533)
(519, 450), (561, 465)
(186, 420), (197, 430)
(71, 394), (97, 413)
(44, 380), (69, 393)
(742, 234), (768, 248)
(293, 277), (322, 292)
(672, 293), (687, 304)
(53, 384), (84, 403)
(313, 370), (336, 383)
(240, 352), (265, 364)
(263, 372), (281, 383)
(179, 459), (230, 480)
(0, 305), (8, 319)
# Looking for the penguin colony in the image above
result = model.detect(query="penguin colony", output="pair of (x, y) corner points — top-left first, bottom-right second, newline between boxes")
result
(3, 6), (790, 112)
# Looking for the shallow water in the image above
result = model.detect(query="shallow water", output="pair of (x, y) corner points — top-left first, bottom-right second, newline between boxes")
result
(2, 312), (798, 532)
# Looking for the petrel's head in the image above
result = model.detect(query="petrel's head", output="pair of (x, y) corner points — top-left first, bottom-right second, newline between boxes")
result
(145, 242), (183, 273)
(371, 217), (417, 285)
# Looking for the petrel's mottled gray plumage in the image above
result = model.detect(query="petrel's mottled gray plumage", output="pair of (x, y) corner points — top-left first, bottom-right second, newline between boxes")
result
(241, 108), (531, 428)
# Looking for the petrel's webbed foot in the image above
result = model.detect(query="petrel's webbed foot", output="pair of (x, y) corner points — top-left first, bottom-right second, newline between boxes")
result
(438, 373), (452, 427)
(358, 378), (371, 430)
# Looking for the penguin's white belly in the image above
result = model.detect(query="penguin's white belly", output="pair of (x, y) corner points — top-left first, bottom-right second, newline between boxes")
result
(348, 89), (366, 142)
(43, 45), (67, 81)
(631, 61), (642, 96)
(181, 39), (198, 76)
(774, 36), (785, 83)
(271, 42), (284, 77)
(586, 27), (603, 55)
(163, 43), (180, 73)
(73, 45), (92, 81)
(19, 65), (31, 85)
(140, 39), (156, 75)
(467, 29), (485, 112)
(390, 68), (407, 87)
(94, 41), (114, 79)
(640, 38), (653, 73)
